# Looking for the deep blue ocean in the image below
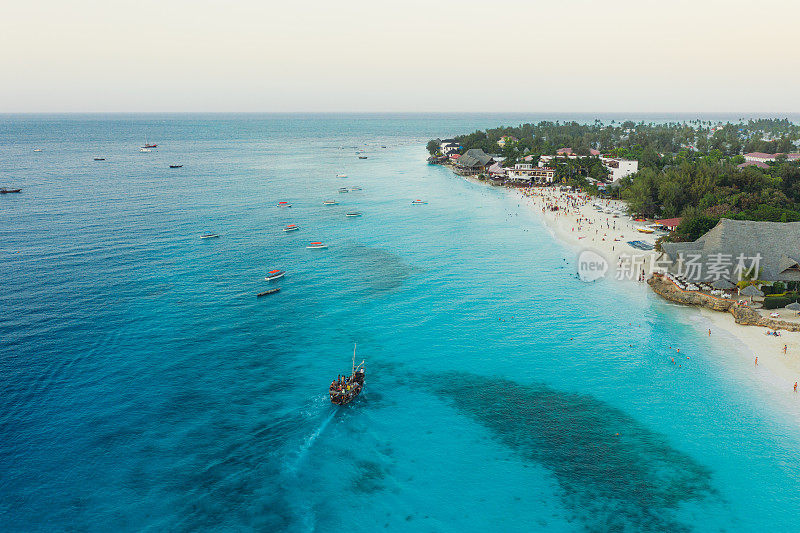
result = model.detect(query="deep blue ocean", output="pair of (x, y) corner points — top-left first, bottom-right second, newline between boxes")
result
(2, 114), (800, 532)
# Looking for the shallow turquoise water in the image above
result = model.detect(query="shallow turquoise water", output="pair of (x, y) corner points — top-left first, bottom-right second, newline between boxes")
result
(2, 114), (800, 532)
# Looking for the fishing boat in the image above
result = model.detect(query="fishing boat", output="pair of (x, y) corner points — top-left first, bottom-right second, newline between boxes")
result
(283, 224), (300, 232)
(322, 200), (338, 206)
(257, 288), (281, 297)
(329, 344), (365, 406)
(636, 227), (655, 234)
(336, 173), (348, 178)
(277, 201), (292, 207)
(94, 157), (106, 161)
(411, 199), (427, 205)
(169, 165), (183, 168)
(338, 187), (349, 193)
(200, 233), (220, 239)
(345, 212), (362, 217)
(307, 242), (328, 249)
(265, 269), (285, 281)
(143, 137), (157, 149)
(0, 188), (22, 194)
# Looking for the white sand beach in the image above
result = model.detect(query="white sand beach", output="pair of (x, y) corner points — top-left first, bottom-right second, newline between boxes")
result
(513, 185), (800, 394)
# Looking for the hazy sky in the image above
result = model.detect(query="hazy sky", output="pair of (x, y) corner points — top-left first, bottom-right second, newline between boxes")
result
(2, 0), (799, 112)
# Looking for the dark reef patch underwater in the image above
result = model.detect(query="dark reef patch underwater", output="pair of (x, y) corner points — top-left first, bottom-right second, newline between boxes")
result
(428, 372), (715, 532)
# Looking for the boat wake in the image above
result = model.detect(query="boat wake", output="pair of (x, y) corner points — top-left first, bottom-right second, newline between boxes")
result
(287, 402), (337, 474)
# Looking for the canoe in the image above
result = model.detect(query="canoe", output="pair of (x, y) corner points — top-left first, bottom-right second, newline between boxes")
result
(257, 288), (281, 297)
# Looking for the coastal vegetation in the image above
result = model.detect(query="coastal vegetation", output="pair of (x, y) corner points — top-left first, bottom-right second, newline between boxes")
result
(432, 119), (800, 241)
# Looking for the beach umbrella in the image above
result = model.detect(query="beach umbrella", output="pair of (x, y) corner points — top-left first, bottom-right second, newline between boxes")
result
(711, 279), (736, 290)
(740, 285), (764, 297)
(786, 302), (800, 311)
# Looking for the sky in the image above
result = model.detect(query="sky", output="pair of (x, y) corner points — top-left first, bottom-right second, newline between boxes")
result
(2, 0), (799, 113)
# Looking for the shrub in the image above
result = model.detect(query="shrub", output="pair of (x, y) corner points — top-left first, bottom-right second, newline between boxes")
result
(764, 296), (791, 309)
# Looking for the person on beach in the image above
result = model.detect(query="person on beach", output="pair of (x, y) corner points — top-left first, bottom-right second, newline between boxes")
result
(784, 345), (788, 354)
(755, 357), (758, 366)
(708, 329), (711, 336)
(795, 382), (798, 392)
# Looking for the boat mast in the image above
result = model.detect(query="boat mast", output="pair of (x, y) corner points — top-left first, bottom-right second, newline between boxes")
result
(352, 343), (357, 374)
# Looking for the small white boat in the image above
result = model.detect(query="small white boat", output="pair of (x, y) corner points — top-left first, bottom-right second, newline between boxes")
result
(33, 148), (43, 152)
(307, 242), (328, 249)
(323, 200), (338, 206)
(277, 201), (292, 207)
(139, 147), (151, 153)
(283, 224), (300, 232)
(345, 212), (362, 217)
(201, 233), (220, 239)
(336, 173), (348, 178)
(338, 188), (349, 193)
(265, 269), (285, 281)
(411, 199), (428, 205)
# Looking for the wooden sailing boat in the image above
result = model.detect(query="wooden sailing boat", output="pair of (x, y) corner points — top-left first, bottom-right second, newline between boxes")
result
(329, 344), (365, 405)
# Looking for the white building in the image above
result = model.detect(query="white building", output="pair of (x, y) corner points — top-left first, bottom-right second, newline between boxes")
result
(600, 157), (639, 182)
(536, 154), (637, 182)
(507, 163), (556, 183)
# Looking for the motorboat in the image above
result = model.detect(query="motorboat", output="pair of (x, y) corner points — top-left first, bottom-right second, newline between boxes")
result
(338, 188), (349, 193)
(94, 157), (106, 161)
(349, 186), (362, 191)
(169, 165), (183, 168)
(0, 188), (22, 193)
(277, 201), (292, 207)
(345, 212), (362, 217)
(411, 199), (428, 205)
(139, 148), (151, 153)
(322, 200), (338, 205)
(283, 224), (300, 232)
(336, 173), (348, 178)
(200, 233), (220, 239)
(33, 148), (43, 152)
(307, 242), (328, 249)
(265, 269), (285, 281)
(358, 156), (367, 159)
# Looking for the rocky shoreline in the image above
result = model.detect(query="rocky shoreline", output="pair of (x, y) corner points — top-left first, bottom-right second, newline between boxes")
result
(648, 275), (800, 332)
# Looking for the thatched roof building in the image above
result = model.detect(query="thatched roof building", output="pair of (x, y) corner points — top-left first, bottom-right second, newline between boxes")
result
(660, 219), (800, 282)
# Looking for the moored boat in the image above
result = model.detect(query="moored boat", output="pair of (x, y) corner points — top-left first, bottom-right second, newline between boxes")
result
(200, 233), (220, 239)
(636, 227), (655, 234)
(322, 200), (338, 205)
(265, 269), (285, 281)
(257, 288), (281, 297)
(307, 242), (328, 249)
(329, 344), (365, 405)
(283, 224), (300, 232)
(338, 187), (349, 193)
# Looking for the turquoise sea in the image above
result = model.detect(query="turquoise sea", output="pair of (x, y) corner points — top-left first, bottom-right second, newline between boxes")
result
(2, 114), (800, 532)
